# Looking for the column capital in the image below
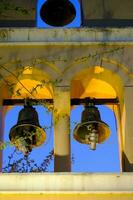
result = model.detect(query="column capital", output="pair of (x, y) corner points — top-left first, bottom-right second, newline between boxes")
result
(54, 85), (70, 92)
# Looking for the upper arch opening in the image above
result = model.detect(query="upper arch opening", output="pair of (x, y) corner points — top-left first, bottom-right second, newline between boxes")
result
(71, 66), (124, 102)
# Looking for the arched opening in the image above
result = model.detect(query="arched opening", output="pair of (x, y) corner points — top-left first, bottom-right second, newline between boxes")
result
(71, 66), (124, 172)
(0, 66), (54, 172)
(3, 105), (54, 172)
(71, 104), (120, 172)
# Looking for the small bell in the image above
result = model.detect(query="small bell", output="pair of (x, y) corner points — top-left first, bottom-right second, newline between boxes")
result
(73, 103), (110, 150)
(9, 104), (46, 155)
(40, 0), (76, 27)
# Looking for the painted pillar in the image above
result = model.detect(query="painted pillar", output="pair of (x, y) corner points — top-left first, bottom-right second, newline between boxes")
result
(113, 104), (123, 172)
(53, 86), (71, 172)
(123, 86), (133, 171)
(0, 99), (5, 172)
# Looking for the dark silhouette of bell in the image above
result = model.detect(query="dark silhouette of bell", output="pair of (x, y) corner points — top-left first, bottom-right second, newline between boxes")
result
(9, 105), (46, 155)
(40, 0), (76, 27)
(73, 103), (110, 150)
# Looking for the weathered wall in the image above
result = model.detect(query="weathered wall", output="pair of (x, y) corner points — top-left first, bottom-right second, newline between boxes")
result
(83, 0), (133, 19)
(0, 0), (36, 20)
(1, 0), (133, 25)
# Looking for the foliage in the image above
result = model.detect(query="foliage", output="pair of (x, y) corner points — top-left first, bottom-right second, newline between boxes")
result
(0, 0), (35, 17)
(2, 149), (54, 173)
(0, 45), (129, 172)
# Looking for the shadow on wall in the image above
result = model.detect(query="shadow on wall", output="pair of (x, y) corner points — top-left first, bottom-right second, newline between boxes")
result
(123, 153), (133, 172)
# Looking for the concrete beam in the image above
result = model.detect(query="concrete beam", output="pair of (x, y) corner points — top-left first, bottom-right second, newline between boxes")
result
(0, 173), (133, 192)
(1, 28), (133, 43)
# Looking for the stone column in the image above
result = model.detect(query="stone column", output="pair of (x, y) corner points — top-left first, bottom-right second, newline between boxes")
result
(53, 86), (71, 172)
(123, 86), (133, 171)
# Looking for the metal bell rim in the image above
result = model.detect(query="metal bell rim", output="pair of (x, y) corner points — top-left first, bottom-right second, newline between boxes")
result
(73, 120), (110, 144)
(9, 124), (46, 148)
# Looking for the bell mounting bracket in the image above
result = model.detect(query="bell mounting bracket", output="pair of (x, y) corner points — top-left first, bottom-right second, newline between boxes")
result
(3, 97), (119, 106)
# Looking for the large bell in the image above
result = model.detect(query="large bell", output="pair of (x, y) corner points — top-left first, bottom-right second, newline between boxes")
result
(73, 103), (110, 150)
(9, 105), (46, 155)
(40, 0), (76, 27)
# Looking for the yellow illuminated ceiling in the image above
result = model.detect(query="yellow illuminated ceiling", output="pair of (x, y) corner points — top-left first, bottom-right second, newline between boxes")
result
(12, 79), (53, 99)
(71, 78), (116, 99)
(71, 66), (123, 100)
(0, 66), (53, 100)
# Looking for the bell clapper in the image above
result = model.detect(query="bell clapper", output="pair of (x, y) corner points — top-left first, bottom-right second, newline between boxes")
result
(86, 124), (99, 150)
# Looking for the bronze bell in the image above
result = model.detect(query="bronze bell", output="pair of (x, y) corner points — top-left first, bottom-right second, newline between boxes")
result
(73, 103), (110, 150)
(40, 0), (76, 27)
(9, 104), (46, 155)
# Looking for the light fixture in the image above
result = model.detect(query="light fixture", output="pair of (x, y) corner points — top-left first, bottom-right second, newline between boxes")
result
(73, 102), (110, 150)
(9, 102), (46, 155)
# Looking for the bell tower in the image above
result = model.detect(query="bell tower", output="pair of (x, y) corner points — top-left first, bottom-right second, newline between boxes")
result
(0, 0), (133, 199)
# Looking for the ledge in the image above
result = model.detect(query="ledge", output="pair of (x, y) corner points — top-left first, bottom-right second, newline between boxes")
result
(0, 28), (133, 43)
(0, 173), (133, 192)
